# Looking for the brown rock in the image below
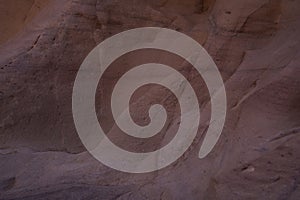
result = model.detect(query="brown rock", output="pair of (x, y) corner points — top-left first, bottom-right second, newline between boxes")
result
(0, 0), (299, 199)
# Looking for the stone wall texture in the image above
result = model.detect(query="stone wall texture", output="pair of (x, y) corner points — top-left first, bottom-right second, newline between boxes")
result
(0, 0), (300, 199)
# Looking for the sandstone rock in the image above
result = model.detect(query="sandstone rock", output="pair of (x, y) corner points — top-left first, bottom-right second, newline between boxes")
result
(0, 0), (299, 199)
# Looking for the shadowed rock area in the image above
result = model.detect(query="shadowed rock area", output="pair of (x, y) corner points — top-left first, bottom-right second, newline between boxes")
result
(0, 0), (300, 199)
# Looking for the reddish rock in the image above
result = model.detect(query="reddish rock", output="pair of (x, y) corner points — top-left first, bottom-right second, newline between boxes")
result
(0, 0), (299, 199)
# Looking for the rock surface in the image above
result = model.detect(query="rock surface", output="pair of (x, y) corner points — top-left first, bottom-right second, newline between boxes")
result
(0, 0), (300, 199)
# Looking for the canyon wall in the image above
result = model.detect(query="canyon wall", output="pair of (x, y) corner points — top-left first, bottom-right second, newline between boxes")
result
(0, 0), (300, 199)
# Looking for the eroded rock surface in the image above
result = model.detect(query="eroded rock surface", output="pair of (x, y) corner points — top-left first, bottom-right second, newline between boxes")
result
(0, 0), (300, 199)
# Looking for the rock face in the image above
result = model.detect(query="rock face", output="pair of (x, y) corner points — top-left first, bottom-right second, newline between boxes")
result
(0, 0), (300, 199)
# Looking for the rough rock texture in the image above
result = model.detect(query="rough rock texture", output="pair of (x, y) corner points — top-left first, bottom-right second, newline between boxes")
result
(0, 0), (300, 199)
